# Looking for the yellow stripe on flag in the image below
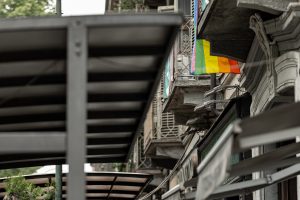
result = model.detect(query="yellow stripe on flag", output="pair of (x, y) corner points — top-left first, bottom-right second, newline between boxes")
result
(203, 40), (219, 73)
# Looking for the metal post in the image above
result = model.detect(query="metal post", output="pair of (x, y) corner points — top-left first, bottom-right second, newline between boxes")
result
(55, 1), (63, 200)
(210, 74), (217, 109)
(295, 54), (300, 200)
(56, 0), (62, 16)
(66, 19), (87, 200)
(55, 165), (63, 200)
(118, 0), (122, 12)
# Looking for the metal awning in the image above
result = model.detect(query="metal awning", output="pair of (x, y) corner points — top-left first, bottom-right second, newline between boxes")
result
(194, 102), (300, 200)
(0, 172), (152, 200)
(0, 14), (182, 169)
(209, 163), (300, 199)
(183, 163), (300, 200)
(0, 14), (182, 198)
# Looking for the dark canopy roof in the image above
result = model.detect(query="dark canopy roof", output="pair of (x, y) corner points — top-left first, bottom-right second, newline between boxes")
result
(0, 172), (152, 200)
(0, 14), (182, 169)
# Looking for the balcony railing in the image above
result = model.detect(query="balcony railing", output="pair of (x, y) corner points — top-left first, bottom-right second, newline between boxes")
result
(175, 16), (195, 80)
(144, 112), (183, 153)
(134, 133), (152, 169)
(179, 17), (193, 57)
(144, 80), (184, 152)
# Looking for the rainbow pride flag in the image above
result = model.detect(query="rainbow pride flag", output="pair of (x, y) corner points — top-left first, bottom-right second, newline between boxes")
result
(191, 39), (240, 74)
(191, 0), (240, 75)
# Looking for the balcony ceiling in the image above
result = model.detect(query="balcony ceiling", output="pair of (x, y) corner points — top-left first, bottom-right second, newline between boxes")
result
(0, 14), (182, 169)
(198, 0), (282, 61)
(162, 78), (211, 126)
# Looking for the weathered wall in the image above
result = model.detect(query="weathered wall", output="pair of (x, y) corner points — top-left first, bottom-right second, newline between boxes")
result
(241, 4), (300, 200)
(144, 103), (154, 149)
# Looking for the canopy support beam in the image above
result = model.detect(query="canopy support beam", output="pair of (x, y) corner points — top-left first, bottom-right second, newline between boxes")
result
(66, 19), (87, 200)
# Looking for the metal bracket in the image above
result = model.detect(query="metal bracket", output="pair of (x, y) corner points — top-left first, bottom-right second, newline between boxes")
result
(196, 99), (229, 110)
(266, 174), (273, 184)
(204, 84), (241, 98)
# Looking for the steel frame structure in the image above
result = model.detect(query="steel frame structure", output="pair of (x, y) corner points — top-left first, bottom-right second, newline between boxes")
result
(0, 14), (182, 199)
(0, 172), (152, 200)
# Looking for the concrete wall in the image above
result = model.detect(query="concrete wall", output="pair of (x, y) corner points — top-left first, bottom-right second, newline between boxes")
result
(241, 4), (300, 200)
(144, 103), (154, 150)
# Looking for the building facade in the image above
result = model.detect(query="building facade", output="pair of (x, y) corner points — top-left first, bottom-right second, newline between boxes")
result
(132, 0), (300, 200)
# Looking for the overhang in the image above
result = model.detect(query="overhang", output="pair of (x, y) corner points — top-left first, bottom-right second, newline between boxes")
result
(0, 172), (152, 200)
(0, 14), (182, 168)
(195, 102), (300, 200)
(162, 77), (211, 126)
(180, 163), (300, 200)
(198, 0), (280, 61)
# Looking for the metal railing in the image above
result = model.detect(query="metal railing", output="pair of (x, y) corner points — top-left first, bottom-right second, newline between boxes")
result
(134, 133), (152, 169)
(144, 80), (184, 151)
(174, 16), (197, 80)
(142, 17), (195, 152)
(178, 17), (193, 57)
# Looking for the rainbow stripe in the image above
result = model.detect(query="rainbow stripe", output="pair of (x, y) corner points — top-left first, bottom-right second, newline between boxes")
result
(191, 39), (240, 75)
(190, 0), (240, 75)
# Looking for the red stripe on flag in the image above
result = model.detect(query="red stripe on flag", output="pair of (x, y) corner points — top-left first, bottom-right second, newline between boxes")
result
(229, 60), (240, 74)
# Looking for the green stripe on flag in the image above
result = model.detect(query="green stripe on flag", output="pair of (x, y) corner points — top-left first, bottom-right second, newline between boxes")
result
(196, 39), (206, 74)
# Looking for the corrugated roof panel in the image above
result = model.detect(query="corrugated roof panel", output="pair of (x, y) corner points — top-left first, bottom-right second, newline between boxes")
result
(0, 14), (182, 169)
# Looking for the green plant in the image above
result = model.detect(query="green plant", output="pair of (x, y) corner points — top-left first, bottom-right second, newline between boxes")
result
(0, 167), (40, 178)
(120, 0), (143, 10)
(0, 0), (55, 18)
(4, 176), (55, 200)
(41, 182), (55, 200)
(4, 176), (41, 200)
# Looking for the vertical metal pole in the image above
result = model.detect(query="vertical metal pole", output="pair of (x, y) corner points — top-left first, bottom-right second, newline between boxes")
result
(55, 165), (62, 200)
(295, 54), (300, 102)
(118, 0), (122, 12)
(294, 54), (300, 199)
(56, 0), (62, 16)
(66, 19), (87, 200)
(210, 74), (217, 109)
(55, 1), (63, 200)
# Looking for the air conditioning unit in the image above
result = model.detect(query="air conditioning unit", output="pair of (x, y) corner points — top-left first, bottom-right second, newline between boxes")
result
(174, 0), (192, 16)
(157, 5), (175, 12)
(177, 54), (191, 78)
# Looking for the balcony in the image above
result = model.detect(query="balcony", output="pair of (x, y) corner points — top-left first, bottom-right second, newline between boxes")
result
(134, 132), (152, 170)
(144, 110), (184, 156)
(163, 16), (213, 128)
(133, 132), (169, 193)
(142, 80), (185, 169)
